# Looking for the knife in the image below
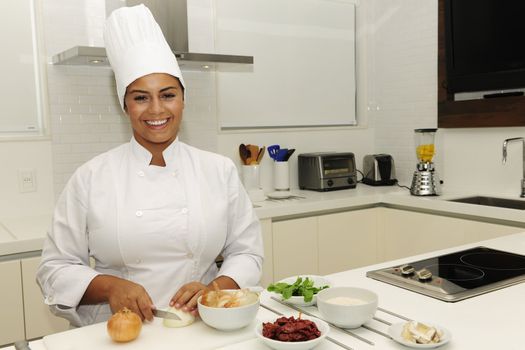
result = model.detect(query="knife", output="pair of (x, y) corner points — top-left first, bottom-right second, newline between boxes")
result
(152, 308), (181, 320)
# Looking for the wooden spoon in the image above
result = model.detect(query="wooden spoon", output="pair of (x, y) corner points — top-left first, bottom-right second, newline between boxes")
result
(256, 146), (266, 164)
(247, 144), (259, 164)
(239, 144), (249, 165)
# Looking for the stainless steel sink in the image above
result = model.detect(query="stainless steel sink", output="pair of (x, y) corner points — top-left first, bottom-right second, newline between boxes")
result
(448, 196), (525, 210)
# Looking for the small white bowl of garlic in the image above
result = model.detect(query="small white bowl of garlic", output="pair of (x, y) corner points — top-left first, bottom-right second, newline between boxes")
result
(388, 320), (452, 348)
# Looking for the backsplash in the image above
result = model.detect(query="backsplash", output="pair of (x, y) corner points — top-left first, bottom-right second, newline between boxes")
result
(47, 65), (218, 198)
(370, 0), (438, 186)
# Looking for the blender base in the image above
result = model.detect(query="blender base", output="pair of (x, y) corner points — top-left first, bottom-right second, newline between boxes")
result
(410, 170), (441, 196)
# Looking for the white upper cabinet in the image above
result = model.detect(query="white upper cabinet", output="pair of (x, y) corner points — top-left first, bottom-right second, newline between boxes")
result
(215, 0), (356, 129)
(0, 0), (47, 137)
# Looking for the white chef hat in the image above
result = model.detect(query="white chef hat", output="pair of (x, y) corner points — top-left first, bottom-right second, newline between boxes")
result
(104, 4), (185, 111)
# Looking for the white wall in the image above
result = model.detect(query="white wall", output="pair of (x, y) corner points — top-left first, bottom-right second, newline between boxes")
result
(441, 127), (525, 195)
(0, 141), (54, 219)
(3, 0), (522, 220)
(370, 0), (438, 185)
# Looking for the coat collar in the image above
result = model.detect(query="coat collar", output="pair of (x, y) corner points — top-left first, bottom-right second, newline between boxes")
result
(130, 136), (180, 169)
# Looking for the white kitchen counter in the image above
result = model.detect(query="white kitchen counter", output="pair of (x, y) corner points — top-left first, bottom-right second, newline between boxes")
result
(2, 185), (525, 257)
(22, 232), (525, 350)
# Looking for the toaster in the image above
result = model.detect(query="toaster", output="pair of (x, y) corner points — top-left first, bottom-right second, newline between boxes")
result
(298, 152), (357, 191)
(362, 154), (397, 186)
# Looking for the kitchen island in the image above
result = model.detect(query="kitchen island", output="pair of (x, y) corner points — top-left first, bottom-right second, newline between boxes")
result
(15, 231), (525, 350)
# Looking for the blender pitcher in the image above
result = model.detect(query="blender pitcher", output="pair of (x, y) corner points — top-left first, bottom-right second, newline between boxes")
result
(410, 128), (441, 196)
(415, 129), (436, 163)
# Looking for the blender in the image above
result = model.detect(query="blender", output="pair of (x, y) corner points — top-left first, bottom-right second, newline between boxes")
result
(410, 128), (441, 196)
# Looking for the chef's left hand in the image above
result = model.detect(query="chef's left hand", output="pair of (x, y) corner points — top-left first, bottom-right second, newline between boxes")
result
(170, 281), (208, 316)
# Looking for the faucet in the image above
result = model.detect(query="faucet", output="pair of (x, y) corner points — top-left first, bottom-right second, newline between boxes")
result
(502, 137), (525, 197)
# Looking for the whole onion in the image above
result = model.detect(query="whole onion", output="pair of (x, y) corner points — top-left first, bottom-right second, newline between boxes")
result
(107, 307), (142, 342)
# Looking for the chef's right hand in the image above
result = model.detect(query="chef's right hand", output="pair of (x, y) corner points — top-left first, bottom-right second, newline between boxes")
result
(106, 278), (155, 321)
(82, 275), (154, 322)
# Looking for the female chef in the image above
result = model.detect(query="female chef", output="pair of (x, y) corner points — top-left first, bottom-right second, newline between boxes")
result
(36, 5), (263, 327)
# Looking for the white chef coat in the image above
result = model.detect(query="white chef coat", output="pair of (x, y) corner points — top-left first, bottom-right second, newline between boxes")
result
(36, 137), (263, 327)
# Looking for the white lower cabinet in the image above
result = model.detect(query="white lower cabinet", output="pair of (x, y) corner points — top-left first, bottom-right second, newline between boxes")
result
(318, 208), (379, 274)
(272, 217), (318, 281)
(0, 260), (25, 345)
(21, 257), (69, 340)
(461, 220), (522, 243)
(269, 207), (522, 282)
(377, 208), (523, 261)
(378, 208), (467, 261)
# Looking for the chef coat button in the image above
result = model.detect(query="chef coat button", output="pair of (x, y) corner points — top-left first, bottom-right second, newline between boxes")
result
(136, 210), (143, 217)
(187, 253), (193, 259)
(181, 208), (188, 214)
(137, 171), (145, 177)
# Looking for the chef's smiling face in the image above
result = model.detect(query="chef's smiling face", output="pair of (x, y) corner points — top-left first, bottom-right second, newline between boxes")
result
(124, 73), (184, 153)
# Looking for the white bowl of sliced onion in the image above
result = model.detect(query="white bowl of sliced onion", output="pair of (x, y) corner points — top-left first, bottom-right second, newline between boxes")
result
(197, 288), (260, 331)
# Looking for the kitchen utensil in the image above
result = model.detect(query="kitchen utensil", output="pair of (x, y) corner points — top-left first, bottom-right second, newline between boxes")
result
(284, 148), (295, 161)
(275, 148), (289, 162)
(239, 144), (249, 165)
(267, 144), (280, 161)
(410, 128), (440, 196)
(247, 144), (259, 165)
(242, 164), (261, 192)
(152, 308), (181, 320)
(273, 161), (290, 191)
(256, 146), (266, 164)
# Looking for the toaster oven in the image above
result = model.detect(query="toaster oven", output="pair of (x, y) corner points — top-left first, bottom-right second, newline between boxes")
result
(298, 152), (357, 191)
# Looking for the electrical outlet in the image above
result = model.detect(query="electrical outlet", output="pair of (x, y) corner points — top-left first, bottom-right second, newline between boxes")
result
(18, 169), (37, 193)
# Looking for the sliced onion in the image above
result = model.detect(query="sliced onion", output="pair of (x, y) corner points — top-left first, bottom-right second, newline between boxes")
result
(162, 306), (195, 328)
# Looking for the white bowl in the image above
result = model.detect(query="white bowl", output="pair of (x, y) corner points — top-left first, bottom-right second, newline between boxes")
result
(255, 314), (329, 350)
(197, 291), (259, 331)
(316, 287), (378, 329)
(271, 275), (332, 307)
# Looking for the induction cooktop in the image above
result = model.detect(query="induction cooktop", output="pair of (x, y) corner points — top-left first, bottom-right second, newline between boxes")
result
(366, 246), (525, 302)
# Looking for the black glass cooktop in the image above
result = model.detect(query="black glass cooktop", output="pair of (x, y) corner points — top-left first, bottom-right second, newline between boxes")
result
(366, 247), (525, 302)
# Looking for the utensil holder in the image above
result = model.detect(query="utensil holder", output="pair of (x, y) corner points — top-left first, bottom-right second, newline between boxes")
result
(273, 161), (290, 191)
(242, 165), (261, 191)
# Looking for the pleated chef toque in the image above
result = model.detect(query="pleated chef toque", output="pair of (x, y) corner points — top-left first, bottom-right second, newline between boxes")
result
(104, 4), (185, 111)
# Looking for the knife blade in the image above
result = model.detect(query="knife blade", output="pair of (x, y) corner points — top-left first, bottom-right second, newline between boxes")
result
(152, 308), (181, 320)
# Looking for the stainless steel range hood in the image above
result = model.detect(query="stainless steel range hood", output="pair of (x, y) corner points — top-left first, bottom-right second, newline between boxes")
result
(52, 0), (253, 69)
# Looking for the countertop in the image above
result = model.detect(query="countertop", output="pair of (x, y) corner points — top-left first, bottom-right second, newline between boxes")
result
(18, 231), (525, 350)
(3, 185), (525, 256)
